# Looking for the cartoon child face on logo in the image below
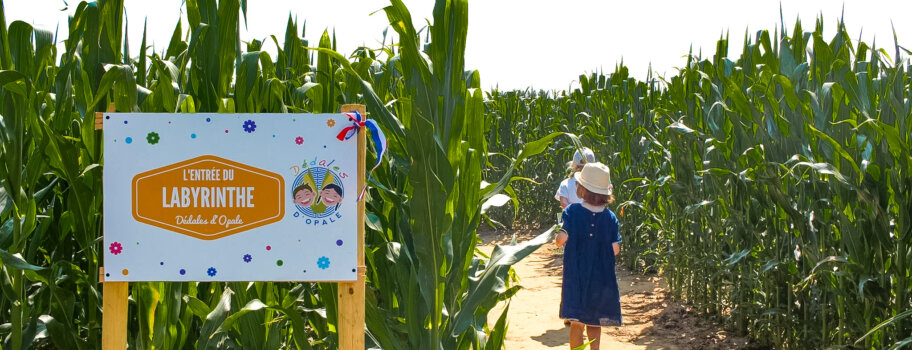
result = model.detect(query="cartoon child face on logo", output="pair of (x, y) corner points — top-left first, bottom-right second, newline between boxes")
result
(291, 166), (345, 219)
(320, 184), (343, 206)
(293, 184), (315, 206)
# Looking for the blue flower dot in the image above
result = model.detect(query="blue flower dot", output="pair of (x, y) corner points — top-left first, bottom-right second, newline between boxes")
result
(207, 267), (217, 277)
(336, 240), (343, 246)
(123, 120), (128, 124)
(191, 133), (197, 139)
(125, 137), (133, 144)
(206, 117), (211, 122)
(179, 269), (186, 275)
(160, 261), (164, 266)
(243, 254), (252, 263)
(242, 120), (257, 133)
(317, 256), (330, 269)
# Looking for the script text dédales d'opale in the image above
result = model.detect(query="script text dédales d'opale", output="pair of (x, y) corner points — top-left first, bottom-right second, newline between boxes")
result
(175, 214), (243, 228)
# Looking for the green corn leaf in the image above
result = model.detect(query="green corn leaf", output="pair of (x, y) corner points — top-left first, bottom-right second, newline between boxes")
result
(0, 248), (44, 271)
(450, 226), (559, 335)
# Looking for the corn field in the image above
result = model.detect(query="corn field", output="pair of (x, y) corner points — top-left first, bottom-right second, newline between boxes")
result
(0, 0), (909, 349)
(484, 18), (912, 350)
(0, 0), (568, 349)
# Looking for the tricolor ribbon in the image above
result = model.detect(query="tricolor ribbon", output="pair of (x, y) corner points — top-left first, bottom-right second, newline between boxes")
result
(336, 111), (387, 200)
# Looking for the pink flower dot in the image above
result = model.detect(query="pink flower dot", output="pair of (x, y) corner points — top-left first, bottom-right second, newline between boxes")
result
(266, 245), (272, 251)
(109, 242), (123, 255)
(225, 129), (229, 133)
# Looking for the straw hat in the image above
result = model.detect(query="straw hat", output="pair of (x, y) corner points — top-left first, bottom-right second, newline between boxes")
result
(573, 162), (613, 195)
(571, 147), (596, 168)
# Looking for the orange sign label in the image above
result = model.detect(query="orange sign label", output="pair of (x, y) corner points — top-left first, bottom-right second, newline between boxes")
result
(132, 155), (285, 240)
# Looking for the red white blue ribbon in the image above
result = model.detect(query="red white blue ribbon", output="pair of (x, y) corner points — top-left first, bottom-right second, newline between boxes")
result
(336, 111), (387, 200)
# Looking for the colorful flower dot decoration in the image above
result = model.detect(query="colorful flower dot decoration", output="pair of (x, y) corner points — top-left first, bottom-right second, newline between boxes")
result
(276, 259), (284, 266)
(336, 240), (343, 246)
(179, 269), (186, 275)
(317, 256), (330, 270)
(122, 269), (129, 275)
(243, 120), (257, 133)
(327, 119), (336, 127)
(191, 133), (197, 139)
(206, 117), (211, 122)
(105, 116), (110, 120)
(243, 254), (252, 263)
(109, 242), (123, 255)
(123, 120), (128, 125)
(266, 245), (272, 251)
(146, 132), (160, 145)
(160, 262), (164, 266)
(207, 267), (217, 277)
(294, 136), (304, 145)
(125, 137), (132, 144)
(224, 129), (229, 134)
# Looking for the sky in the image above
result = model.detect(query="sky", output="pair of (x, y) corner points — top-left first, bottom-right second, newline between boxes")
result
(5, 0), (911, 91)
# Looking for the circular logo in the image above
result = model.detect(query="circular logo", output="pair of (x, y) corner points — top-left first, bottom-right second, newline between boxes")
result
(291, 167), (345, 219)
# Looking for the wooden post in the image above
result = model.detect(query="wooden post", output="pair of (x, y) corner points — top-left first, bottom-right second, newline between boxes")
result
(338, 104), (366, 350)
(97, 104), (129, 350)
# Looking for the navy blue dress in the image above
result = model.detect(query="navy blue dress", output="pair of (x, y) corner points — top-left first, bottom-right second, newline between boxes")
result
(560, 203), (622, 326)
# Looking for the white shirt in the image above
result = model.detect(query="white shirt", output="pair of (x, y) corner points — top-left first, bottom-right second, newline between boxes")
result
(555, 176), (583, 205)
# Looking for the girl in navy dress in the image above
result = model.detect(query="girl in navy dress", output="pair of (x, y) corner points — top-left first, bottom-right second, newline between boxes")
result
(555, 162), (621, 349)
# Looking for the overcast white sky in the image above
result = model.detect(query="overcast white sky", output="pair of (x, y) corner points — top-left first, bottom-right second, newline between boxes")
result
(5, 0), (911, 90)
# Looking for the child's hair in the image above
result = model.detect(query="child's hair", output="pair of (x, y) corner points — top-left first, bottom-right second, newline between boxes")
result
(566, 162), (584, 178)
(322, 183), (343, 196)
(576, 185), (614, 206)
(293, 183), (312, 195)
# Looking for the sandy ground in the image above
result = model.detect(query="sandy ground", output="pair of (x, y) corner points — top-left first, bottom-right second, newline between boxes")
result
(480, 230), (754, 350)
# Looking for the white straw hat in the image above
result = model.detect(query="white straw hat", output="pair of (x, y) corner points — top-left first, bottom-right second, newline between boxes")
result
(573, 162), (613, 195)
(571, 147), (596, 168)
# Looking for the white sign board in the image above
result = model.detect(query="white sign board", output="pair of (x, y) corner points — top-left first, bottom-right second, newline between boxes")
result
(103, 113), (357, 281)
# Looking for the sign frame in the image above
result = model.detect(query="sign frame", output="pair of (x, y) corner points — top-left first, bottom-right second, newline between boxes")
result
(98, 104), (367, 350)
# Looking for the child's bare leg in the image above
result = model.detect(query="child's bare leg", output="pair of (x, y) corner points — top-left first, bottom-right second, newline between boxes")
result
(585, 325), (601, 349)
(569, 321), (585, 348)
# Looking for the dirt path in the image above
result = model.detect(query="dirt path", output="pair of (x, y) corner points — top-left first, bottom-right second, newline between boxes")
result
(481, 231), (752, 350)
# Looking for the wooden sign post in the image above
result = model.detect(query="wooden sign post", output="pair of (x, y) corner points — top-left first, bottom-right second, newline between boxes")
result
(338, 104), (367, 350)
(97, 104), (367, 350)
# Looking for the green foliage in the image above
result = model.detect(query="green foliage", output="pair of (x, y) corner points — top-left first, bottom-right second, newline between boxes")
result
(483, 19), (912, 350)
(2, 0), (909, 348)
(0, 0), (558, 349)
